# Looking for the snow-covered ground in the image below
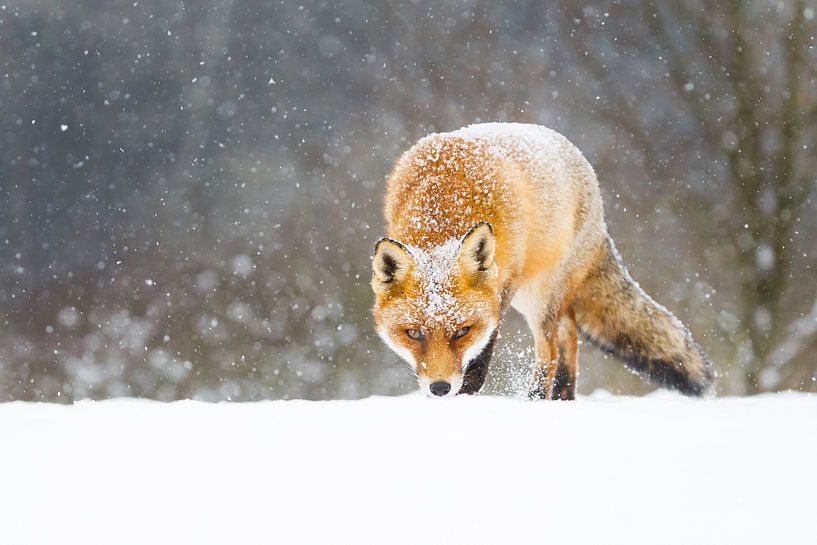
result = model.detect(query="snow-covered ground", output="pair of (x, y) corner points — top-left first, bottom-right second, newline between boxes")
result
(1, 392), (815, 544)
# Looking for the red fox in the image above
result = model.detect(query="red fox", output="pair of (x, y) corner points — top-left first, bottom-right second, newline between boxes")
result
(371, 123), (713, 399)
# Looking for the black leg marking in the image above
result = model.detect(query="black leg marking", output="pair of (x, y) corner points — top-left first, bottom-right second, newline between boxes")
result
(458, 330), (497, 395)
(551, 360), (575, 401)
(528, 345), (575, 400)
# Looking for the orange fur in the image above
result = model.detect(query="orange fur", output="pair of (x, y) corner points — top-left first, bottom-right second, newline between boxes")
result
(372, 123), (712, 398)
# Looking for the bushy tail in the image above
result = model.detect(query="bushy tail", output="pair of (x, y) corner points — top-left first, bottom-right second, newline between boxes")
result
(572, 235), (714, 396)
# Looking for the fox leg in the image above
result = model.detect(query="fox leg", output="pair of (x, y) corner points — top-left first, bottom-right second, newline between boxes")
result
(527, 314), (560, 400)
(458, 329), (498, 395)
(552, 307), (578, 400)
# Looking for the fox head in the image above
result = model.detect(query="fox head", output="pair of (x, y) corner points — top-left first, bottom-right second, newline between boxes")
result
(371, 222), (501, 397)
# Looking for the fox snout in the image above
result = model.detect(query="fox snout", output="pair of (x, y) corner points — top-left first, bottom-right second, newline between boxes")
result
(429, 381), (451, 396)
(418, 373), (463, 398)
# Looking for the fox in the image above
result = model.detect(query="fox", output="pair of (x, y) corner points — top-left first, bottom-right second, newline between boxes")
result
(371, 122), (713, 399)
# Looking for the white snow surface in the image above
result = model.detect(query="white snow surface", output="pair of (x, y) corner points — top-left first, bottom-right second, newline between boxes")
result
(2, 392), (815, 544)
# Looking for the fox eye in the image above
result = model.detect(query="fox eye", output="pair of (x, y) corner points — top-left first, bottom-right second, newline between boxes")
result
(453, 326), (471, 340)
(406, 329), (425, 341)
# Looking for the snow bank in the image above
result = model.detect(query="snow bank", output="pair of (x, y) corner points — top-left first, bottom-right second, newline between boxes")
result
(1, 392), (815, 544)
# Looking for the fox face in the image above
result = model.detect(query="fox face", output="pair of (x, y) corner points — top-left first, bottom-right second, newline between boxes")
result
(371, 223), (501, 397)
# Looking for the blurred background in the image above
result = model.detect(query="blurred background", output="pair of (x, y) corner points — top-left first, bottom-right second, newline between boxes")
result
(1, 0), (815, 402)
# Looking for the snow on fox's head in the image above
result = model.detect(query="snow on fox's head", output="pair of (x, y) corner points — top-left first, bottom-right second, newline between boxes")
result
(371, 222), (500, 397)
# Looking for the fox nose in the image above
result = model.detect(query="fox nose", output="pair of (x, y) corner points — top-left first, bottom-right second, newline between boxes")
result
(429, 381), (451, 397)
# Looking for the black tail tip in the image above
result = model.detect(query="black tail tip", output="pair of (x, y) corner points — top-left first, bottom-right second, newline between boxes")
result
(581, 330), (715, 397)
(645, 352), (715, 397)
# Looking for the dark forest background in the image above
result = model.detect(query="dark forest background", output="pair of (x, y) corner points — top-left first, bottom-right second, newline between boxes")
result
(1, 0), (816, 401)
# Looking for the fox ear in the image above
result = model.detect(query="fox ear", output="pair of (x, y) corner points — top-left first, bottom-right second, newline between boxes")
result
(372, 238), (414, 295)
(458, 222), (496, 276)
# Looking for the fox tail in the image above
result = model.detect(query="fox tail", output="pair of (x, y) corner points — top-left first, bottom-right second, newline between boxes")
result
(571, 235), (714, 396)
